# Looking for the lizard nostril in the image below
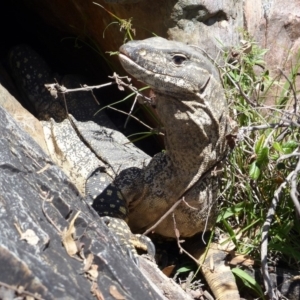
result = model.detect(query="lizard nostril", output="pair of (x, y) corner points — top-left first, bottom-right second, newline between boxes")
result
(139, 49), (147, 56)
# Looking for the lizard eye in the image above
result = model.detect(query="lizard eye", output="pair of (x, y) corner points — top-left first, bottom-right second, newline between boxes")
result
(172, 54), (187, 65)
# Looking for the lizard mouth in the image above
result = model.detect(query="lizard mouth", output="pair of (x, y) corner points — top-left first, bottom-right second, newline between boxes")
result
(118, 44), (130, 57)
(118, 51), (150, 82)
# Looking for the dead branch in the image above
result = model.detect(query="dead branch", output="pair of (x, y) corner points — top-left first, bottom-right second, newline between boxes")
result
(143, 197), (184, 236)
(45, 81), (114, 97)
(240, 122), (291, 132)
(278, 68), (299, 114)
(289, 151), (300, 217)
(104, 105), (164, 135)
(172, 213), (200, 266)
(45, 73), (158, 134)
(109, 72), (153, 105)
(222, 66), (257, 107)
(261, 152), (300, 299)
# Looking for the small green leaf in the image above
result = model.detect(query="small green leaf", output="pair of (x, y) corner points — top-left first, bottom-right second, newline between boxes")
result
(269, 153), (279, 160)
(273, 142), (283, 153)
(217, 206), (244, 222)
(249, 161), (260, 179)
(255, 135), (265, 154)
(282, 140), (298, 154)
(232, 268), (265, 299)
(256, 147), (269, 168)
(176, 266), (194, 273)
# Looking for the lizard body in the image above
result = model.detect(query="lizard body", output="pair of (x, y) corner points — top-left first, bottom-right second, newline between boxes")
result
(117, 37), (229, 237)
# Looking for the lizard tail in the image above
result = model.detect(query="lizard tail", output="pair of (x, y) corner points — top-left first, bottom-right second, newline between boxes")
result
(197, 243), (241, 300)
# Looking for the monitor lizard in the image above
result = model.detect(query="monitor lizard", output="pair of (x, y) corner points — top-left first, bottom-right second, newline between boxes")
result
(116, 37), (229, 238)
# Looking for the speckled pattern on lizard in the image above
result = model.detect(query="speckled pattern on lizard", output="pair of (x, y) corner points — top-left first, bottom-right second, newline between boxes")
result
(117, 37), (230, 238)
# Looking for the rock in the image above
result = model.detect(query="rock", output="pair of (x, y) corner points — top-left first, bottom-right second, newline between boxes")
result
(244, 0), (300, 75)
(167, 0), (244, 60)
(5, 0), (297, 87)
(0, 101), (164, 300)
(17, 0), (243, 65)
(0, 84), (49, 155)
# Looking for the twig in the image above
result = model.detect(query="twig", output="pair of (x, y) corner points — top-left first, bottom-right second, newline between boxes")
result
(143, 197), (184, 235)
(105, 105), (164, 135)
(237, 81), (257, 107)
(278, 68), (299, 115)
(223, 67), (257, 106)
(201, 203), (213, 245)
(172, 213), (201, 265)
(182, 198), (198, 210)
(289, 150), (300, 217)
(46, 73), (157, 134)
(124, 93), (138, 128)
(261, 165), (296, 299)
(277, 152), (300, 162)
(41, 193), (61, 233)
(240, 122), (291, 132)
(109, 73), (152, 105)
(45, 82), (114, 97)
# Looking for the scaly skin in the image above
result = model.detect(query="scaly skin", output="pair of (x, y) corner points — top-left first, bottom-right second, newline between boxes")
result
(118, 37), (240, 300)
(118, 37), (229, 238)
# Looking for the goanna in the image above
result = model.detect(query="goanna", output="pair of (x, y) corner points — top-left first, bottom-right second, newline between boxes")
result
(113, 37), (230, 238)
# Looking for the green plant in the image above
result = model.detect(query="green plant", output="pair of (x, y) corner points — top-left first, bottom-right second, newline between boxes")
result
(218, 33), (300, 295)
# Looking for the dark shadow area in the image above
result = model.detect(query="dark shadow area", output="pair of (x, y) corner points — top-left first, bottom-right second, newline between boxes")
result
(0, 0), (161, 156)
(182, 5), (227, 26)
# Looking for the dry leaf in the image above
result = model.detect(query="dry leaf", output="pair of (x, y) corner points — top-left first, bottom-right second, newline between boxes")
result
(86, 265), (99, 281)
(83, 253), (94, 272)
(14, 223), (39, 245)
(61, 211), (80, 257)
(36, 163), (50, 174)
(240, 39), (252, 54)
(91, 282), (105, 300)
(162, 265), (175, 277)
(20, 229), (40, 245)
(109, 285), (125, 300)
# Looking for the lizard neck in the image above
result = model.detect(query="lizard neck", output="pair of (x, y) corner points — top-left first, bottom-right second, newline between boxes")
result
(155, 92), (228, 178)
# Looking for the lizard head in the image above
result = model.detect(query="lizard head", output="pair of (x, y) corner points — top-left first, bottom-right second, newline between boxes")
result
(119, 37), (220, 99)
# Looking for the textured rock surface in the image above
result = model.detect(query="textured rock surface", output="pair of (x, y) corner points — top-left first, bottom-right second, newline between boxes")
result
(167, 0), (243, 60)
(11, 0), (298, 78)
(0, 103), (164, 300)
(17, 0), (243, 65)
(1, 1), (300, 298)
(244, 0), (300, 71)
(0, 63), (49, 155)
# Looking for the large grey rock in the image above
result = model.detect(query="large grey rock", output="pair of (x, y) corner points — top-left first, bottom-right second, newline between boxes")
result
(0, 103), (163, 300)
(16, 0), (299, 81)
(168, 0), (244, 59)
